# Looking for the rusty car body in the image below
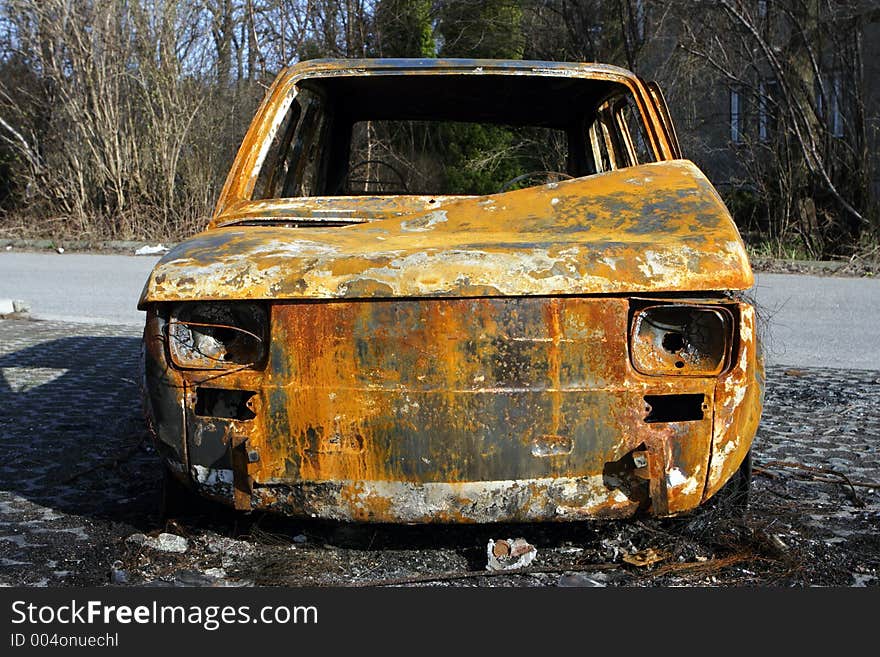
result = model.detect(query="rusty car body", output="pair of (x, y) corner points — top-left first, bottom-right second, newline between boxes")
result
(139, 58), (763, 523)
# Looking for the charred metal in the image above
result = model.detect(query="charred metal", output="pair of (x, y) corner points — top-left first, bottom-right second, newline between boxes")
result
(140, 58), (763, 522)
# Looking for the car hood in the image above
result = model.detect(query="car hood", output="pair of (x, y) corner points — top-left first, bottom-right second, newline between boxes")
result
(138, 159), (752, 307)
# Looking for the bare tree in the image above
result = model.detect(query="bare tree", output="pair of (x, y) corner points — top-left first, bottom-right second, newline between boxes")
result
(669, 0), (875, 257)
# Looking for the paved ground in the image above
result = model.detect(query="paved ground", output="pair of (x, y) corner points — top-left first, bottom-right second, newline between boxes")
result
(0, 319), (877, 586)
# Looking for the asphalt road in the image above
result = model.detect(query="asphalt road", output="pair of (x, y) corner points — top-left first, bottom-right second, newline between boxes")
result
(0, 251), (158, 325)
(1, 250), (879, 369)
(750, 273), (880, 370)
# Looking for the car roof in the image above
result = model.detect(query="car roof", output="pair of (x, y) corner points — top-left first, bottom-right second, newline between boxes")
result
(284, 57), (640, 82)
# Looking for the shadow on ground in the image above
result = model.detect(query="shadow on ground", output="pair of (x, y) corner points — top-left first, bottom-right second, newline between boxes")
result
(0, 335), (160, 525)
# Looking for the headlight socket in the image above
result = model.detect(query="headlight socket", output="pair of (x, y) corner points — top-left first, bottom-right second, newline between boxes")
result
(630, 304), (733, 376)
(167, 302), (268, 370)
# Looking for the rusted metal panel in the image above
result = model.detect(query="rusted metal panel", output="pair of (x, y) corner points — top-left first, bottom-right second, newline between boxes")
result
(703, 303), (764, 500)
(139, 160), (752, 308)
(142, 308), (187, 469)
(143, 294), (759, 522)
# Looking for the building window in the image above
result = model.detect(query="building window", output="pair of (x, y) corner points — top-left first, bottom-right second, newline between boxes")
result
(758, 80), (777, 142)
(817, 73), (844, 138)
(758, 0), (768, 19)
(730, 89), (743, 144)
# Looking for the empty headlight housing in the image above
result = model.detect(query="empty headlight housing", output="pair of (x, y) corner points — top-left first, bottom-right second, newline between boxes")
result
(630, 304), (733, 376)
(167, 302), (268, 370)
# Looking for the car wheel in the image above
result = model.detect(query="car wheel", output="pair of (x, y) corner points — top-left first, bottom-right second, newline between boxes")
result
(711, 449), (752, 515)
(160, 467), (196, 519)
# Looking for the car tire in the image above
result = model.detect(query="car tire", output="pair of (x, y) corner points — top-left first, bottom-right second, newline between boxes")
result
(711, 449), (752, 515)
(160, 467), (195, 519)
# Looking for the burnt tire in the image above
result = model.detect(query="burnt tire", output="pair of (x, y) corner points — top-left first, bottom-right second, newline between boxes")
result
(711, 449), (752, 515)
(160, 467), (197, 519)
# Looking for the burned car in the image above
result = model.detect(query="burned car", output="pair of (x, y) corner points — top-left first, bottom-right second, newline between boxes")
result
(139, 59), (763, 522)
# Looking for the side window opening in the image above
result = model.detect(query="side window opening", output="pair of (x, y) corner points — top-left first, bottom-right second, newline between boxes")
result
(615, 110), (638, 167)
(254, 89), (331, 199)
(588, 92), (654, 173)
(645, 81), (681, 158)
(619, 96), (653, 165)
(254, 102), (300, 199)
(589, 121), (611, 173)
(730, 88), (744, 144)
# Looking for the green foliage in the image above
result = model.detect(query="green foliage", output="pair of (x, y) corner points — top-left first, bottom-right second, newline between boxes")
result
(745, 239), (814, 262)
(519, 0), (638, 66)
(722, 187), (766, 233)
(297, 39), (331, 62)
(439, 123), (525, 195)
(374, 0), (435, 57)
(432, 1), (528, 193)
(417, 7), (436, 57)
(437, 0), (525, 59)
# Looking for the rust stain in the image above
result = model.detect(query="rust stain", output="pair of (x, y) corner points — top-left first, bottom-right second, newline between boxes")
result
(703, 303), (764, 500)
